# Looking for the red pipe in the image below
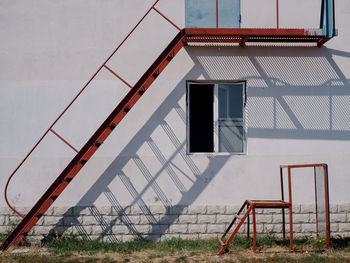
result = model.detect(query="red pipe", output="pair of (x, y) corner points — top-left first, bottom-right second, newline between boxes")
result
(153, 7), (181, 31)
(50, 129), (79, 153)
(276, 0), (279, 28)
(216, 0), (218, 28)
(103, 65), (133, 89)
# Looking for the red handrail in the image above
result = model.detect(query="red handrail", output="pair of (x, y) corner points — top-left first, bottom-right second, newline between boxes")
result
(4, 0), (182, 218)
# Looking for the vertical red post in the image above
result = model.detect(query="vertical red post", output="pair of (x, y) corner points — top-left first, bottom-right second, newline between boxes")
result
(288, 167), (294, 251)
(280, 167), (286, 240)
(216, 0), (218, 28)
(276, 0), (279, 28)
(252, 206), (257, 252)
(323, 164), (330, 249)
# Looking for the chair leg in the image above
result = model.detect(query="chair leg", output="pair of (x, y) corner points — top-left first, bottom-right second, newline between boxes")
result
(289, 206), (294, 251)
(282, 208), (286, 240)
(252, 207), (256, 252)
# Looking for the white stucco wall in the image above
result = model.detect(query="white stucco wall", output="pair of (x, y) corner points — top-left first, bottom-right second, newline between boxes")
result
(1, 0), (350, 212)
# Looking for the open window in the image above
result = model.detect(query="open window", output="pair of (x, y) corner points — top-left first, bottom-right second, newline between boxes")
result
(187, 81), (246, 154)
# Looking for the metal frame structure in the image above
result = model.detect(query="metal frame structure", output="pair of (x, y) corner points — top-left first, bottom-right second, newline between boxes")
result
(217, 163), (330, 254)
(2, 0), (336, 252)
(280, 163), (331, 250)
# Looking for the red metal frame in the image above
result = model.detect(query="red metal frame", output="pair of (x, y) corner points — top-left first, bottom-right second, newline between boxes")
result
(280, 163), (330, 250)
(50, 129), (79, 153)
(218, 163), (330, 254)
(218, 200), (291, 254)
(184, 28), (330, 46)
(276, 0), (279, 28)
(2, 0), (335, 251)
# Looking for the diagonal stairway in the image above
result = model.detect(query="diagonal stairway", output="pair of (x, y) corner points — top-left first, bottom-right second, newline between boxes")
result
(0, 29), (186, 252)
(1, 2), (334, 251)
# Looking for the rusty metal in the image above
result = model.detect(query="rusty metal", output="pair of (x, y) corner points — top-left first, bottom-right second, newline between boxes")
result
(152, 7), (181, 31)
(2, 0), (336, 251)
(288, 167), (294, 251)
(276, 0), (279, 28)
(280, 163), (330, 250)
(324, 164), (330, 249)
(50, 129), (79, 153)
(0, 25), (186, 254)
(252, 206), (256, 252)
(103, 65), (133, 89)
(216, 0), (218, 28)
(218, 200), (292, 255)
(218, 163), (330, 254)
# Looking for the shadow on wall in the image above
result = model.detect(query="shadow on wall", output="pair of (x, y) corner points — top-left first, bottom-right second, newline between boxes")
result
(47, 46), (350, 241)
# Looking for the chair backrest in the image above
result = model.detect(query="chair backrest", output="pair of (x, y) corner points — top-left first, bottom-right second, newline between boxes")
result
(279, 163), (330, 244)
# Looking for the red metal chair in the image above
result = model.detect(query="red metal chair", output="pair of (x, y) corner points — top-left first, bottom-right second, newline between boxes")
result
(218, 163), (330, 254)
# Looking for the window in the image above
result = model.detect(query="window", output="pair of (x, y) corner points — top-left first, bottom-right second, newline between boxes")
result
(185, 0), (241, 28)
(187, 81), (246, 154)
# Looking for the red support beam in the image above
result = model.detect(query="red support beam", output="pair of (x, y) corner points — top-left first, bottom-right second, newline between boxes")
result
(152, 7), (181, 31)
(103, 65), (133, 89)
(216, 0), (218, 28)
(50, 129), (79, 153)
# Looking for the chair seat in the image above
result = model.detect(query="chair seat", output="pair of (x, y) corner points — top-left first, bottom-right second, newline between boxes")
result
(248, 200), (290, 208)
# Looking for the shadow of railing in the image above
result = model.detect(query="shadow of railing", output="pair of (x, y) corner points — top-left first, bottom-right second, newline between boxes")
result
(47, 46), (350, 241)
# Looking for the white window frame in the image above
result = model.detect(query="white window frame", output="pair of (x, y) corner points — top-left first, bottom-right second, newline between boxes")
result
(186, 80), (247, 155)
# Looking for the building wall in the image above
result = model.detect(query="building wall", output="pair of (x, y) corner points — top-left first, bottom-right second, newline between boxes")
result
(1, 0), (350, 241)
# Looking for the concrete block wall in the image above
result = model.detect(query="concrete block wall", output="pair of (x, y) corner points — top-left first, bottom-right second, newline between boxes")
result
(1, 204), (350, 244)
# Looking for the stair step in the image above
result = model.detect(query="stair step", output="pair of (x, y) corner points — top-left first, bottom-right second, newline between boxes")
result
(0, 29), (186, 252)
(95, 141), (103, 147)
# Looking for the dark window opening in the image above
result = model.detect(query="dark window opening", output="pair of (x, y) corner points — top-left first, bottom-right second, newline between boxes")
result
(189, 84), (214, 152)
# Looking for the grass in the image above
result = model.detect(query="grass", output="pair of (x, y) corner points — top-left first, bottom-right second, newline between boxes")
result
(44, 235), (222, 254)
(1, 235), (350, 262)
(41, 234), (350, 254)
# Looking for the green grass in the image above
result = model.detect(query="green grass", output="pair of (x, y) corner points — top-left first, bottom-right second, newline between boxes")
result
(2, 235), (350, 262)
(42, 234), (350, 255)
(44, 235), (222, 254)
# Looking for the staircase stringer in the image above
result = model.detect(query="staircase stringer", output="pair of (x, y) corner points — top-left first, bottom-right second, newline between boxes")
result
(0, 29), (186, 252)
(218, 201), (254, 255)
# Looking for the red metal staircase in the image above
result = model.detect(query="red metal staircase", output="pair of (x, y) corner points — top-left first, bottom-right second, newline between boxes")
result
(1, 0), (336, 252)
(0, 29), (186, 254)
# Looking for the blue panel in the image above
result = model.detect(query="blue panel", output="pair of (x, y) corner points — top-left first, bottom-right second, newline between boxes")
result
(185, 0), (216, 28)
(218, 0), (240, 28)
(185, 0), (241, 28)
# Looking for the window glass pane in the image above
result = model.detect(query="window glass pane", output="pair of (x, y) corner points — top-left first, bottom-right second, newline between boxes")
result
(218, 83), (244, 153)
(315, 166), (328, 238)
(219, 121), (243, 152)
(185, 0), (241, 28)
(185, 0), (216, 28)
(218, 0), (241, 28)
(218, 84), (243, 120)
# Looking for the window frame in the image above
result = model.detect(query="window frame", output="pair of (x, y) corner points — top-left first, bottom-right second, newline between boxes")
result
(186, 80), (247, 155)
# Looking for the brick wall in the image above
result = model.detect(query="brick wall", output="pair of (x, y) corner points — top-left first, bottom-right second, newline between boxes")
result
(1, 204), (349, 244)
